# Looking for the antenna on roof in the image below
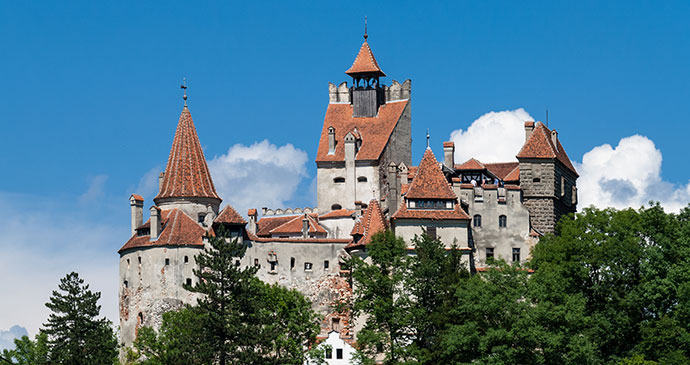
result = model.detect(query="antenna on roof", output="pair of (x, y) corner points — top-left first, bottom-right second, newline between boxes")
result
(426, 128), (430, 150)
(181, 77), (188, 107)
(364, 16), (368, 41)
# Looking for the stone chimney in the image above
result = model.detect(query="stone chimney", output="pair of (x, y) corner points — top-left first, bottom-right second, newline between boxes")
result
(150, 206), (161, 240)
(130, 194), (144, 236)
(328, 126), (336, 155)
(247, 209), (258, 235)
(524, 121), (535, 141)
(158, 172), (165, 191)
(443, 142), (455, 168)
(551, 130), (558, 152)
(388, 162), (399, 216)
(398, 162), (408, 185)
(354, 200), (363, 217)
(301, 214), (309, 239)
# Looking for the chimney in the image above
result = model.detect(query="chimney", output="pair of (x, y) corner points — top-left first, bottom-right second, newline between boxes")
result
(551, 130), (558, 152)
(328, 126), (336, 155)
(130, 194), (144, 236)
(443, 142), (455, 168)
(301, 214), (309, 239)
(150, 206), (161, 240)
(354, 200), (363, 217)
(247, 209), (258, 235)
(398, 162), (408, 185)
(388, 162), (399, 216)
(524, 121), (535, 141)
(158, 172), (165, 190)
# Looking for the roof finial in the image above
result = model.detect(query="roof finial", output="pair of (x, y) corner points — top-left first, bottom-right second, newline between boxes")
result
(181, 77), (188, 107)
(364, 16), (368, 41)
(426, 128), (430, 150)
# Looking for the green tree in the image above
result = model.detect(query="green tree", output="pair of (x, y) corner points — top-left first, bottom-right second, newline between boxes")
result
(405, 234), (469, 363)
(349, 230), (412, 364)
(42, 271), (117, 364)
(1, 332), (49, 365)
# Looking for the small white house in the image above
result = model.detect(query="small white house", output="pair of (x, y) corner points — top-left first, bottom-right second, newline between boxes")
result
(309, 331), (355, 365)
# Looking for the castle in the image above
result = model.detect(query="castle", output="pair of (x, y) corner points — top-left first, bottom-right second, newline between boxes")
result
(117, 31), (578, 355)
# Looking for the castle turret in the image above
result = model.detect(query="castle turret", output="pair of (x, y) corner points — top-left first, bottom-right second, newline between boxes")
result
(517, 121), (578, 233)
(346, 31), (386, 117)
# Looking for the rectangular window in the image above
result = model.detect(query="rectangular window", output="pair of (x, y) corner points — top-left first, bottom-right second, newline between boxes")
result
(235, 259), (241, 267)
(270, 262), (277, 271)
(186, 278), (192, 286)
(184, 256), (189, 264)
(138, 257), (142, 264)
(336, 348), (343, 359)
(325, 348), (332, 359)
(512, 248), (520, 263)
(324, 260), (329, 269)
(486, 247), (494, 260)
(254, 258), (259, 268)
(426, 226), (437, 240)
(165, 258), (170, 265)
(290, 257), (295, 270)
(305, 262), (313, 271)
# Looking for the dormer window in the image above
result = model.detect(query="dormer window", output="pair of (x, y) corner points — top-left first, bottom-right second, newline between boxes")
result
(410, 199), (451, 209)
(198, 213), (206, 224)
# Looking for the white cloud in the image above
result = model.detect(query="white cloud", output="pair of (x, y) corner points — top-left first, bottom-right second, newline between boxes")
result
(208, 140), (309, 216)
(448, 109), (690, 211)
(79, 174), (108, 204)
(449, 108), (533, 163)
(134, 166), (162, 199)
(0, 192), (122, 337)
(0, 325), (28, 351)
(575, 135), (690, 211)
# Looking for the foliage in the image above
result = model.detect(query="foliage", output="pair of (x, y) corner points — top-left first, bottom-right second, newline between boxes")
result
(40, 271), (117, 364)
(130, 226), (321, 365)
(1, 332), (49, 365)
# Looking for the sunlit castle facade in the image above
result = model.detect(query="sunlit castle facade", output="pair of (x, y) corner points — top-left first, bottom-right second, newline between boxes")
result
(118, 31), (578, 357)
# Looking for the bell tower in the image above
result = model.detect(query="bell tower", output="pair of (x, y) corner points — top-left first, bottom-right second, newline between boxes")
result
(345, 23), (386, 117)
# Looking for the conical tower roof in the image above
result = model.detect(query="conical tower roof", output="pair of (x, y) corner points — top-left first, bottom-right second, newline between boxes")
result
(405, 149), (457, 200)
(154, 106), (221, 202)
(345, 40), (386, 77)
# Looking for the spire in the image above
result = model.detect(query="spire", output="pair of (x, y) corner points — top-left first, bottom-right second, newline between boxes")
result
(426, 129), (430, 149)
(181, 77), (188, 107)
(345, 25), (386, 77)
(154, 106), (221, 203)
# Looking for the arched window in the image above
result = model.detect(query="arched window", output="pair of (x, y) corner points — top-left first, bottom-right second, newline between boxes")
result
(331, 204), (342, 210)
(333, 177), (345, 183)
(473, 214), (482, 227)
(357, 176), (368, 183)
(499, 215), (507, 228)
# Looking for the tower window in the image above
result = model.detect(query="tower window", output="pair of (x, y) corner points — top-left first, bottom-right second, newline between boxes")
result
(333, 177), (345, 183)
(324, 260), (329, 269)
(270, 262), (277, 271)
(331, 204), (342, 210)
(290, 257), (295, 270)
(336, 348), (343, 359)
(126, 259), (130, 268)
(198, 213), (206, 224)
(473, 214), (482, 227)
(165, 258), (170, 265)
(357, 176), (368, 182)
(254, 259), (259, 268)
(184, 256), (189, 264)
(486, 247), (494, 260)
(533, 177), (541, 183)
(325, 348), (332, 359)
(512, 248), (520, 263)
(305, 262), (313, 271)
(186, 278), (192, 286)
(426, 226), (437, 240)
(123, 280), (129, 288)
(499, 215), (507, 228)
(138, 257), (142, 265)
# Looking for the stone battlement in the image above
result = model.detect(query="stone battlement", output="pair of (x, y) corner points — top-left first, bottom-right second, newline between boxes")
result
(328, 79), (411, 104)
(261, 207), (319, 216)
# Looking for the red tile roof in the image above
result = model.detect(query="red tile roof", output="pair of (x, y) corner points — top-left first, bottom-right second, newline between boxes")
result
(214, 205), (247, 225)
(455, 158), (485, 171)
(505, 184), (521, 190)
(484, 162), (519, 180)
(345, 41), (386, 77)
(256, 215), (297, 237)
(503, 166), (520, 182)
(347, 200), (387, 248)
(516, 122), (578, 176)
(316, 101), (409, 162)
(392, 203), (471, 221)
(155, 107), (221, 202)
(404, 149), (457, 200)
(320, 209), (356, 220)
(247, 209), (257, 217)
(270, 214), (327, 235)
(119, 209), (206, 253)
(130, 194), (144, 202)
(443, 141), (455, 148)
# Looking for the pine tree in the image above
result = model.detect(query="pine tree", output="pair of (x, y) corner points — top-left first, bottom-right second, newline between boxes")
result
(43, 271), (117, 365)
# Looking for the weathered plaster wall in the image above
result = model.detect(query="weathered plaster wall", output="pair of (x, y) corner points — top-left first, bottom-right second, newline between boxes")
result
(320, 216), (357, 239)
(317, 162), (380, 212)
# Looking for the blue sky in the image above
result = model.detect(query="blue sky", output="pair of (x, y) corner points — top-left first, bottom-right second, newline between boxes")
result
(1, 0), (690, 340)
